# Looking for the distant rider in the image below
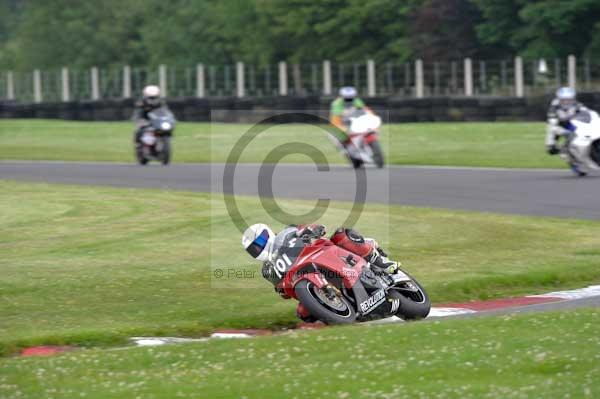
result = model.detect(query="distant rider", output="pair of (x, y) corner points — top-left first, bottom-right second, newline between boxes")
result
(132, 85), (169, 145)
(241, 223), (399, 321)
(329, 86), (374, 152)
(546, 87), (588, 155)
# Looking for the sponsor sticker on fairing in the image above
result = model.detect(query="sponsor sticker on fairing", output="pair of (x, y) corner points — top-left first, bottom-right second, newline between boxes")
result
(359, 289), (386, 314)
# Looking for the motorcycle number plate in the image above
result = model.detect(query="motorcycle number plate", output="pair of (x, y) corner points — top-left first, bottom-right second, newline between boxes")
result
(142, 133), (156, 145)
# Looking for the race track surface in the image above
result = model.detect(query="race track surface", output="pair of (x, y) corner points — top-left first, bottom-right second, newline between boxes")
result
(1, 161), (600, 220)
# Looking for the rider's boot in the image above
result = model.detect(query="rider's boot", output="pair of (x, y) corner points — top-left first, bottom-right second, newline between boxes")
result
(566, 148), (587, 176)
(569, 162), (587, 176)
(368, 248), (400, 275)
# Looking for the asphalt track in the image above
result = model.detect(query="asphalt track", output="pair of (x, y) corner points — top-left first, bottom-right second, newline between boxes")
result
(2, 161), (600, 220)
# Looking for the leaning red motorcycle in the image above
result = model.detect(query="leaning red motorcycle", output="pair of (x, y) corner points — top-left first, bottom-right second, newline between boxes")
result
(272, 238), (430, 324)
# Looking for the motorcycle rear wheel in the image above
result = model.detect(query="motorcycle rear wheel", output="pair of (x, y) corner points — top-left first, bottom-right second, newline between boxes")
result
(295, 280), (357, 325)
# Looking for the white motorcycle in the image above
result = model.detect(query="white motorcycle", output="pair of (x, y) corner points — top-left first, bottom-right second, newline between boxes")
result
(563, 110), (600, 176)
(343, 111), (385, 169)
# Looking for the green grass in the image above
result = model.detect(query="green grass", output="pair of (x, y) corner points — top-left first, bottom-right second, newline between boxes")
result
(0, 119), (565, 168)
(1, 309), (599, 399)
(1, 180), (600, 356)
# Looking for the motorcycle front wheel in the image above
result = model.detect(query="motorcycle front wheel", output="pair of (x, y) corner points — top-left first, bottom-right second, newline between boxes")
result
(347, 155), (363, 169)
(369, 140), (385, 168)
(393, 271), (431, 320)
(135, 145), (148, 165)
(294, 280), (357, 325)
(160, 137), (171, 165)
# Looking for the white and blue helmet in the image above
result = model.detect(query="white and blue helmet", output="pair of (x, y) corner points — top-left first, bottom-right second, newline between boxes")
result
(242, 223), (275, 262)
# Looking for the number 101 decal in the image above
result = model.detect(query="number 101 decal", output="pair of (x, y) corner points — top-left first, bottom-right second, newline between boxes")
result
(274, 253), (293, 279)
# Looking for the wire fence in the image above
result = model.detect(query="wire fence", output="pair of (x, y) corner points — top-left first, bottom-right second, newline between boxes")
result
(1, 57), (599, 103)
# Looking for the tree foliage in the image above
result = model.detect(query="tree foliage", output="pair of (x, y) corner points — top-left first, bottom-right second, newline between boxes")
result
(410, 0), (484, 61)
(0, 0), (599, 70)
(474, 0), (600, 58)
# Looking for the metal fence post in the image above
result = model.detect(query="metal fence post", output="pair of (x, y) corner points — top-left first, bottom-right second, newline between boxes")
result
(159, 64), (167, 97)
(415, 59), (424, 98)
(386, 63), (393, 94)
(196, 64), (205, 98)
(568, 55), (576, 89)
(236, 62), (245, 98)
(91, 67), (100, 100)
(323, 60), (332, 95)
(311, 63), (318, 93)
(278, 61), (287, 96)
(123, 65), (131, 98)
(33, 69), (42, 103)
(61, 67), (70, 102)
(367, 59), (376, 97)
(6, 71), (14, 100)
(584, 58), (591, 90)
(479, 61), (487, 93)
(514, 56), (524, 98)
(464, 58), (473, 96)
(292, 64), (302, 95)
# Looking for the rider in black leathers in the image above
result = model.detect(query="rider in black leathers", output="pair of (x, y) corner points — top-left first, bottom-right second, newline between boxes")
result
(132, 85), (168, 145)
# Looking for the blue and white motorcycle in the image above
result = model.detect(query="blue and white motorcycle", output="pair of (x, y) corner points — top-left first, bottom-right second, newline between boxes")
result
(564, 110), (600, 176)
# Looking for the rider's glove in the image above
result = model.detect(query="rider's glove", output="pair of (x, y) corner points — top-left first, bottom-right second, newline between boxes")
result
(297, 224), (326, 240)
(547, 145), (560, 155)
(274, 286), (290, 299)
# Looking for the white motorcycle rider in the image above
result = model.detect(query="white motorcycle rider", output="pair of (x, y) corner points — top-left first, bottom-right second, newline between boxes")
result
(329, 87), (385, 169)
(546, 87), (596, 176)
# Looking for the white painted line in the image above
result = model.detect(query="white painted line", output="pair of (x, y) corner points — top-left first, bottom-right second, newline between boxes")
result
(134, 339), (169, 347)
(210, 333), (252, 339)
(131, 333), (252, 347)
(528, 285), (600, 300)
(131, 337), (208, 347)
(427, 307), (477, 317)
(367, 307), (477, 325)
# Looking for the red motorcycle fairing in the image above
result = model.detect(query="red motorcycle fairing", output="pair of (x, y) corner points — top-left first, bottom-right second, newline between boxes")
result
(348, 131), (379, 144)
(364, 132), (379, 144)
(281, 238), (368, 300)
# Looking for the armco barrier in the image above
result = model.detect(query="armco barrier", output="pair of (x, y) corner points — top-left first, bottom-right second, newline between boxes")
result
(2, 93), (600, 122)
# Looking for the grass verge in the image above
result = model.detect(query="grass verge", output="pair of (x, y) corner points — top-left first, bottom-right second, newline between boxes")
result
(1, 180), (599, 355)
(0, 119), (564, 168)
(1, 309), (598, 398)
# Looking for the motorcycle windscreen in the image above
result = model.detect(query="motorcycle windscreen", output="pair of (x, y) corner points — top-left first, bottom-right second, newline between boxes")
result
(572, 111), (591, 124)
(148, 108), (175, 120)
(148, 108), (176, 131)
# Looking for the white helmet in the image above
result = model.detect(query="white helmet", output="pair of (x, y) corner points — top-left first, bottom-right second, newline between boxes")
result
(242, 223), (275, 262)
(556, 87), (576, 109)
(339, 86), (357, 101)
(556, 87), (576, 100)
(143, 85), (161, 106)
